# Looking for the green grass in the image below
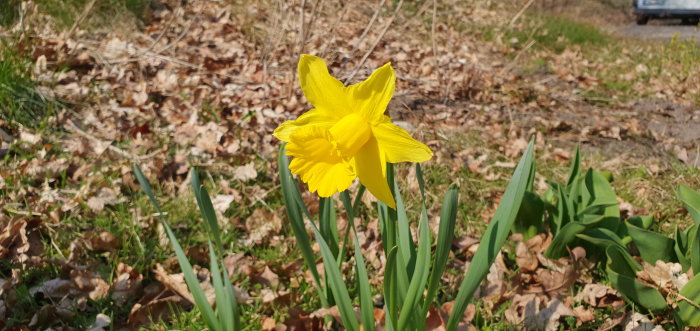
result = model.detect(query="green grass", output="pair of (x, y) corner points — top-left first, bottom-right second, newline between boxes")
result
(0, 0), (21, 26)
(33, 0), (153, 30)
(0, 40), (58, 129)
(506, 15), (609, 53)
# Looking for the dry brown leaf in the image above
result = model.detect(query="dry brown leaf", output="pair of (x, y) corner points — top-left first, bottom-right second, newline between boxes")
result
(87, 187), (121, 212)
(233, 162), (258, 182)
(87, 231), (120, 253)
(575, 283), (624, 309)
(71, 269), (110, 301)
(87, 313), (112, 331)
(282, 307), (324, 330)
(240, 208), (282, 246)
(153, 263), (216, 306)
(111, 262), (143, 305)
(623, 312), (663, 331)
(573, 306), (595, 326)
(258, 266), (281, 288)
(262, 316), (277, 330)
(128, 289), (190, 327)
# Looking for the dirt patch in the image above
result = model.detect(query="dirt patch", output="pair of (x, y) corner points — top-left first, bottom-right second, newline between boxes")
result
(608, 23), (700, 41)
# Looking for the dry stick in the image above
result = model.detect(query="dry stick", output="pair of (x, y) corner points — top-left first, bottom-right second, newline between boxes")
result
(289, 0), (307, 97)
(142, 7), (181, 54)
(344, 0), (404, 85)
(304, 0), (323, 43)
(498, 39), (535, 77)
(65, 121), (160, 161)
(397, 0), (432, 31)
(299, 0), (307, 53)
(351, 0), (387, 55)
(317, 1), (352, 59)
(64, 0), (96, 42)
(509, 0), (536, 28)
(430, 0), (444, 101)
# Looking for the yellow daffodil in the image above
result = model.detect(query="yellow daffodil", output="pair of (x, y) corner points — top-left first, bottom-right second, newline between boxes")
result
(274, 54), (433, 208)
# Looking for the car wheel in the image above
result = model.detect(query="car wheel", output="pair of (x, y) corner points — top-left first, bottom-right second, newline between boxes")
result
(636, 15), (649, 25)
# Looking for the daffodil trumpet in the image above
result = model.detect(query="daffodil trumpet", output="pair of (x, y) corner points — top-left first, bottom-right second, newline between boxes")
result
(274, 54), (433, 208)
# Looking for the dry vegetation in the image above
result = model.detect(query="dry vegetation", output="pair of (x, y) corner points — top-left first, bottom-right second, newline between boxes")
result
(1, 0), (699, 329)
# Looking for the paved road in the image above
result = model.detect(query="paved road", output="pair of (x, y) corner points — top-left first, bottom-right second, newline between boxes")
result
(608, 22), (700, 41)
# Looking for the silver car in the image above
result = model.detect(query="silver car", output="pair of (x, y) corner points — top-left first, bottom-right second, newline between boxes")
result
(634, 0), (700, 24)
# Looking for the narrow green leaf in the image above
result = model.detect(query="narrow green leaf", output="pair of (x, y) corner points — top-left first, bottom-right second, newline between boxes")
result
(566, 145), (581, 187)
(319, 197), (339, 257)
(679, 185), (700, 224)
(384, 246), (399, 329)
(676, 225), (693, 270)
(340, 191), (374, 331)
(605, 245), (667, 311)
(416, 163), (426, 200)
(161, 221), (222, 330)
(209, 241), (235, 331)
(577, 228), (626, 249)
(199, 186), (225, 256)
(546, 222), (587, 259)
(626, 221), (677, 264)
(133, 165), (221, 330)
(133, 165), (161, 213)
(446, 139), (535, 331)
(378, 201), (395, 257)
(352, 184), (366, 215)
(277, 145), (328, 308)
(678, 274), (700, 326)
(693, 225), (700, 275)
(310, 221), (360, 331)
(394, 177), (416, 272)
(398, 206), (431, 331)
(223, 266), (241, 330)
(423, 184), (458, 313)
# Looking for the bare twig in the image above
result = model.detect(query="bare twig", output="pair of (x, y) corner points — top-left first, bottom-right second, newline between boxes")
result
(509, 0), (535, 28)
(398, 0), (432, 31)
(299, 0), (307, 54)
(499, 39), (536, 76)
(317, 1), (352, 59)
(65, 121), (161, 161)
(351, 0), (387, 55)
(344, 0), (404, 85)
(431, 0), (443, 99)
(64, 0), (97, 42)
(304, 0), (323, 43)
(289, 0), (307, 97)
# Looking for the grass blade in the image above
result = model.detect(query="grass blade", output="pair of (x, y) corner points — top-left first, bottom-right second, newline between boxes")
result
(446, 139), (535, 331)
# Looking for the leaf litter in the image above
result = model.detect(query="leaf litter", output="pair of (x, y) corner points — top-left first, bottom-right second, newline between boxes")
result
(0, 0), (698, 329)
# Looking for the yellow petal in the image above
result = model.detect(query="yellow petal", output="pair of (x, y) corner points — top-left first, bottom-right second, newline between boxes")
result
(328, 113), (371, 158)
(354, 135), (395, 209)
(286, 126), (355, 197)
(298, 54), (350, 117)
(347, 62), (395, 123)
(372, 122), (433, 163)
(273, 108), (338, 142)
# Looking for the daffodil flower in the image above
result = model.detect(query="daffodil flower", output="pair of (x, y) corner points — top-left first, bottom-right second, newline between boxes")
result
(274, 54), (433, 208)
